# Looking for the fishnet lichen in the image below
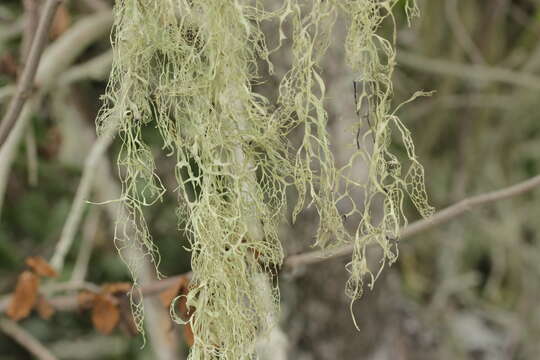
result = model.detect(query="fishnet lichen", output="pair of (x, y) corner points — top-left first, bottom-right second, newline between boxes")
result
(166, 2), (289, 357)
(98, 1), (291, 357)
(276, 0), (349, 250)
(329, 0), (434, 305)
(96, 0), (432, 358)
(96, 0), (169, 337)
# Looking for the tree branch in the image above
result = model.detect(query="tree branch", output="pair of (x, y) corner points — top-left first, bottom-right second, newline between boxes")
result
(398, 51), (540, 90)
(0, 274), (191, 314)
(0, 0), (63, 147)
(0, 318), (58, 360)
(70, 208), (101, 283)
(50, 126), (116, 272)
(283, 174), (540, 270)
(21, 0), (41, 60)
(82, 0), (111, 12)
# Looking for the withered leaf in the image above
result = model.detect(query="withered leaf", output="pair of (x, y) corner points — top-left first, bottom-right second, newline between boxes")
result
(184, 323), (194, 347)
(26, 256), (58, 278)
(91, 295), (120, 335)
(159, 276), (189, 309)
(36, 296), (55, 320)
(178, 296), (194, 322)
(6, 271), (40, 321)
(178, 290), (195, 322)
(77, 291), (96, 309)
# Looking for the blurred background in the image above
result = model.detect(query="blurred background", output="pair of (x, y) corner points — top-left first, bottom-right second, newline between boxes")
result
(1, 0), (540, 359)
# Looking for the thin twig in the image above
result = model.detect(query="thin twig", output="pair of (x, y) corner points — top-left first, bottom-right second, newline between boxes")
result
(41, 281), (102, 295)
(71, 208), (101, 283)
(82, 0), (111, 12)
(283, 174), (540, 270)
(0, 318), (58, 360)
(445, 0), (485, 65)
(398, 51), (540, 91)
(0, 0), (63, 147)
(21, 0), (41, 188)
(0, 273), (190, 314)
(0, 281), (101, 314)
(21, 0), (41, 61)
(60, 50), (113, 85)
(50, 126), (116, 272)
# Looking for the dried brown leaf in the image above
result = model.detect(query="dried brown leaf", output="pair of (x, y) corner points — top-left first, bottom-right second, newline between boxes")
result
(25, 256), (58, 278)
(77, 291), (96, 309)
(178, 297), (194, 322)
(91, 295), (120, 335)
(159, 276), (189, 309)
(6, 271), (40, 321)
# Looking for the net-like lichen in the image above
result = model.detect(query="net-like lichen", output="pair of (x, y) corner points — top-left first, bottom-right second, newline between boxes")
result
(335, 0), (434, 305)
(96, 0), (432, 358)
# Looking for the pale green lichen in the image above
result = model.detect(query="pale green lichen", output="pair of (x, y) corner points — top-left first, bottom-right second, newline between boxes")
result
(97, 0), (432, 358)
(335, 0), (434, 304)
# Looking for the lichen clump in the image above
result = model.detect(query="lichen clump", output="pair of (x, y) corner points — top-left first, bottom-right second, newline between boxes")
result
(97, 0), (432, 358)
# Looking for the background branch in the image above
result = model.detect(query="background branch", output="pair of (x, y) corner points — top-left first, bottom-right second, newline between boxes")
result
(398, 51), (540, 90)
(284, 173), (540, 270)
(0, 0), (63, 146)
(50, 126), (116, 271)
(0, 318), (58, 360)
(70, 208), (101, 283)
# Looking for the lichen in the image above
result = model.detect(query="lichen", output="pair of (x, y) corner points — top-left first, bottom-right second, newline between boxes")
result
(96, 0), (432, 358)
(334, 0), (434, 304)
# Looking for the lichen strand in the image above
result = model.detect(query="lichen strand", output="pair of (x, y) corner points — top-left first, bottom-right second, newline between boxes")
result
(96, 0), (171, 337)
(277, 0), (348, 250)
(97, 0), (432, 358)
(99, 0), (290, 357)
(335, 0), (434, 302)
(169, 2), (289, 358)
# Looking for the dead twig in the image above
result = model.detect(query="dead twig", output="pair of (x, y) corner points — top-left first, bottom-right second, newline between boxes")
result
(398, 51), (540, 91)
(284, 173), (540, 270)
(50, 126), (116, 272)
(0, 0), (63, 147)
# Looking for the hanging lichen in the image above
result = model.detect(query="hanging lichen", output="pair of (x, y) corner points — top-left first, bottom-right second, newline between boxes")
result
(96, 0), (432, 358)
(334, 0), (434, 305)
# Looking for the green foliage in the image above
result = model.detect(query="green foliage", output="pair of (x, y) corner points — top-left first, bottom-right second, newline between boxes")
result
(96, 0), (432, 358)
